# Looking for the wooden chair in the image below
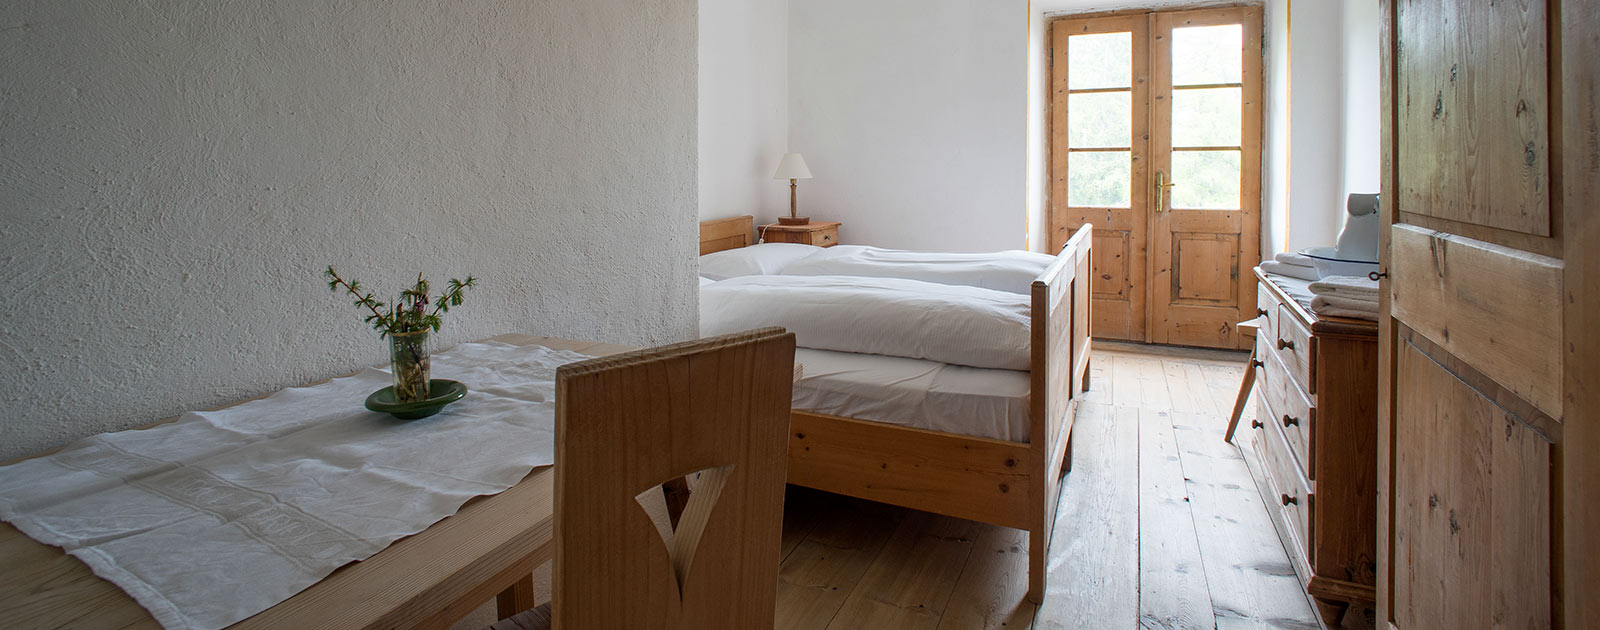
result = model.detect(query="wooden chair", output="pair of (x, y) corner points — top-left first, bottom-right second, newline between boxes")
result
(492, 327), (797, 630)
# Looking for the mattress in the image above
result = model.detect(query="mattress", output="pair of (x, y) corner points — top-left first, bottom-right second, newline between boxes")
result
(791, 348), (1031, 443)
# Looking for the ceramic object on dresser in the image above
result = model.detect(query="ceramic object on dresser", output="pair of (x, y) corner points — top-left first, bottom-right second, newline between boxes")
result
(364, 378), (468, 420)
(1299, 246), (1379, 279)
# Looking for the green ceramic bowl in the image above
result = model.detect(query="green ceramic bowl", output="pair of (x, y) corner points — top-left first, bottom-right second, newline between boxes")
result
(364, 379), (468, 420)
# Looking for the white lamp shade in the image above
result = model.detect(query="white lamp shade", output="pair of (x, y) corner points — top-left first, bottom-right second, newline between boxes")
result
(773, 153), (813, 180)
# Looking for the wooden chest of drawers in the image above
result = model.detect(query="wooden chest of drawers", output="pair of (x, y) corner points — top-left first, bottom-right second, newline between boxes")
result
(1241, 267), (1379, 624)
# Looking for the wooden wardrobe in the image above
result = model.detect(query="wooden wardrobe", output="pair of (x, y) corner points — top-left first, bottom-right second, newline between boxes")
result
(1377, 1), (1597, 629)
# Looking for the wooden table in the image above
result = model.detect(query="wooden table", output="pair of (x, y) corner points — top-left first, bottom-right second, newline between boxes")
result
(0, 334), (633, 629)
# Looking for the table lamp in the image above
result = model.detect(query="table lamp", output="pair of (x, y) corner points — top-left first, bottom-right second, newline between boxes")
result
(773, 153), (813, 225)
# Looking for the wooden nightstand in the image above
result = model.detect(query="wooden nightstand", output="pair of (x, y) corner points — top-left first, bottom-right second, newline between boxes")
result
(761, 221), (841, 247)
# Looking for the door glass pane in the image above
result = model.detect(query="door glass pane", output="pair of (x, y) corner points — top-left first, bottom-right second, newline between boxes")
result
(1068, 32), (1131, 90)
(1170, 150), (1240, 209)
(1069, 92), (1131, 148)
(1171, 24), (1242, 86)
(1068, 151), (1131, 208)
(1171, 87), (1242, 147)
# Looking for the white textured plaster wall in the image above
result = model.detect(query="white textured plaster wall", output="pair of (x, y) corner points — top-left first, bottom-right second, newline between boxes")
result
(0, 0), (698, 461)
(699, 0), (789, 223)
(790, 0), (1029, 252)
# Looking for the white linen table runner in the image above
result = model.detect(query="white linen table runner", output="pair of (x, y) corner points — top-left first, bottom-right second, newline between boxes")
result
(0, 341), (589, 630)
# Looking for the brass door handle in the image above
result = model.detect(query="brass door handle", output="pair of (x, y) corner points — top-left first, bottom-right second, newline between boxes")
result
(1154, 170), (1175, 213)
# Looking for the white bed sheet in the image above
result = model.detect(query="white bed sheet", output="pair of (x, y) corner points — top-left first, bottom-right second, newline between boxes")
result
(700, 275), (1030, 371)
(791, 348), (1031, 443)
(779, 245), (1055, 295)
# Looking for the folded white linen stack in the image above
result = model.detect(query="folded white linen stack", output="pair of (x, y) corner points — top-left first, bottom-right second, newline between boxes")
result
(0, 341), (588, 630)
(1259, 251), (1321, 281)
(1308, 275), (1381, 321)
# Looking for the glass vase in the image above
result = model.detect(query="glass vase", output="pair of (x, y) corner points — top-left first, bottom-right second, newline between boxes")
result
(389, 329), (431, 403)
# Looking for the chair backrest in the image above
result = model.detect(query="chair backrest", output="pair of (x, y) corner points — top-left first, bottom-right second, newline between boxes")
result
(552, 327), (796, 630)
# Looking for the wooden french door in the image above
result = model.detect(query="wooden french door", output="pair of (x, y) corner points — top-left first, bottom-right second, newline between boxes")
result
(1049, 6), (1262, 349)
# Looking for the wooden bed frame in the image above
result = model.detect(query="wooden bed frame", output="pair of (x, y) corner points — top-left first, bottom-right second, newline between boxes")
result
(697, 215), (1093, 602)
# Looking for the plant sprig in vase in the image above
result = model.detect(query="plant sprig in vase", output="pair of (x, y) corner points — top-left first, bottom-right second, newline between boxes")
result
(325, 267), (477, 403)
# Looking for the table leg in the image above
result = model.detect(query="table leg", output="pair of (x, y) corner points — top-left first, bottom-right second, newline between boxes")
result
(496, 574), (537, 619)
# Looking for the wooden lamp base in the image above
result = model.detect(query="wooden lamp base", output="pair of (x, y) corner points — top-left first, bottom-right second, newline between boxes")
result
(777, 216), (810, 226)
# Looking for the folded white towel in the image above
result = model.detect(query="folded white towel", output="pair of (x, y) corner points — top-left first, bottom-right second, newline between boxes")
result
(1311, 305), (1379, 321)
(1261, 260), (1321, 281)
(1309, 275), (1380, 301)
(1274, 251), (1317, 267)
(1311, 294), (1379, 313)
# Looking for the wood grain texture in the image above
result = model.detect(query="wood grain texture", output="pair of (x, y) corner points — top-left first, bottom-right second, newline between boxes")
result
(551, 328), (796, 629)
(1388, 223), (1563, 417)
(1171, 417), (1318, 630)
(1137, 407), (1215, 629)
(825, 513), (981, 630)
(1562, 2), (1600, 628)
(1147, 6), (1264, 350)
(1050, 13), (1150, 342)
(1389, 341), (1551, 630)
(775, 492), (902, 630)
(1034, 403), (1139, 629)
(761, 221), (841, 248)
(1396, 0), (1552, 237)
(786, 412), (1034, 531)
(1247, 273), (1380, 620)
(699, 215), (755, 255)
(936, 524), (1037, 630)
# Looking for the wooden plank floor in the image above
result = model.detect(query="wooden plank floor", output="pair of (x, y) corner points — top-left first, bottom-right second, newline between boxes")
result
(775, 342), (1371, 630)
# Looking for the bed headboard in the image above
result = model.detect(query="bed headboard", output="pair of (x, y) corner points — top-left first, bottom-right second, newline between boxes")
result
(699, 215), (755, 255)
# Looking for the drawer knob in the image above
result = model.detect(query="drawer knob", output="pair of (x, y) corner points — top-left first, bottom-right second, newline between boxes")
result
(1277, 338), (1295, 351)
(1250, 359), (1264, 369)
(1282, 414), (1300, 428)
(1281, 493), (1298, 506)
(1257, 308), (1269, 318)
(1251, 419), (1264, 430)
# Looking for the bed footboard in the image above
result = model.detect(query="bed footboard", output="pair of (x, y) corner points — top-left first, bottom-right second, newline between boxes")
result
(786, 412), (1033, 530)
(1026, 223), (1092, 602)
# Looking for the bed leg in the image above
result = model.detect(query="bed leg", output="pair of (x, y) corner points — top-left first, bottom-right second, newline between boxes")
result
(1028, 526), (1047, 604)
(1061, 432), (1074, 474)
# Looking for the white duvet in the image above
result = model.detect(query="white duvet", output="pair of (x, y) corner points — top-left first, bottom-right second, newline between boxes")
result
(778, 245), (1055, 295)
(700, 275), (1030, 370)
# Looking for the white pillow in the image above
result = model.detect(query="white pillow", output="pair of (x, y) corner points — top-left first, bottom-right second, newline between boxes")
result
(698, 243), (823, 280)
(699, 276), (716, 287)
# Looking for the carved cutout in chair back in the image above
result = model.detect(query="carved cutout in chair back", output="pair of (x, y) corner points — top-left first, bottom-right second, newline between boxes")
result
(553, 328), (795, 629)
